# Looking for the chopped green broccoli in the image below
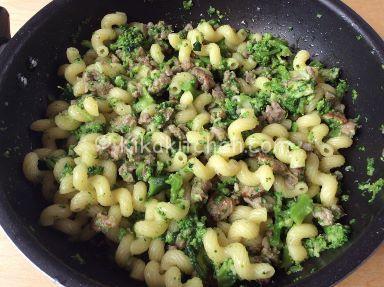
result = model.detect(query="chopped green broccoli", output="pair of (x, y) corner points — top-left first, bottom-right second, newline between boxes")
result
(319, 67), (340, 82)
(250, 92), (270, 115)
(60, 163), (74, 179)
(289, 194), (313, 224)
(336, 79), (348, 98)
(148, 175), (169, 197)
(316, 99), (333, 115)
(304, 235), (327, 257)
(58, 83), (74, 101)
(133, 89), (155, 112)
(324, 223), (350, 249)
(183, 0), (194, 11)
(164, 214), (209, 278)
(73, 122), (105, 140)
(247, 33), (292, 67)
(87, 166), (104, 176)
(214, 259), (238, 287)
(217, 176), (238, 196)
(147, 21), (173, 42)
(351, 89), (358, 104)
(114, 75), (128, 89)
(153, 113), (166, 127)
(358, 178), (384, 203)
(136, 162), (154, 182)
(165, 173), (184, 204)
(270, 192), (293, 248)
(223, 98), (239, 120)
(110, 26), (145, 52)
(323, 118), (342, 138)
(366, 157), (375, 176)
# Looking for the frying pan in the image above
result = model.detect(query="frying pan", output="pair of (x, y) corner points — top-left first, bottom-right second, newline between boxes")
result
(0, 0), (383, 286)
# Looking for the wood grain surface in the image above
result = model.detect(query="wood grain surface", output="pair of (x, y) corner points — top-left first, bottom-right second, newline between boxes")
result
(0, 0), (383, 286)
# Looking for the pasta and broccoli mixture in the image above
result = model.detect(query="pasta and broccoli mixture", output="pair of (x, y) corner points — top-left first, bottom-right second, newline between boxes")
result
(23, 11), (356, 286)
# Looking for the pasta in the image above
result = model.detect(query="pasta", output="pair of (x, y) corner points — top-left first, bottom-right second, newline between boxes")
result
(23, 12), (356, 286)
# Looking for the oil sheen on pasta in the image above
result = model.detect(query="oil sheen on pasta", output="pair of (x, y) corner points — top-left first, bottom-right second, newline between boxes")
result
(23, 11), (355, 287)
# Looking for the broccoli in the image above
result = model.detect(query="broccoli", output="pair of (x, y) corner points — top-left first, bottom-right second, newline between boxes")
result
(164, 214), (209, 278)
(316, 99), (333, 115)
(114, 75), (128, 89)
(221, 72), (240, 97)
(60, 163), (74, 179)
(110, 26), (145, 52)
(133, 88), (155, 113)
(319, 67), (340, 82)
(270, 192), (293, 248)
(324, 223), (350, 249)
(223, 98), (239, 120)
(366, 157), (375, 176)
(183, 0), (194, 11)
(335, 79), (348, 98)
(87, 166), (104, 176)
(214, 259), (238, 287)
(323, 118), (342, 137)
(147, 175), (169, 197)
(304, 235), (327, 257)
(153, 113), (166, 128)
(217, 176), (238, 196)
(165, 173), (184, 204)
(289, 194), (313, 224)
(309, 60), (324, 68)
(73, 122), (105, 140)
(358, 178), (384, 203)
(147, 21), (173, 42)
(136, 162), (154, 182)
(249, 92), (270, 115)
(351, 89), (358, 104)
(247, 33), (292, 67)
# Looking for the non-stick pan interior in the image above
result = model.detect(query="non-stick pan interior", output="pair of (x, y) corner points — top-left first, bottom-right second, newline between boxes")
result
(0, 0), (383, 286)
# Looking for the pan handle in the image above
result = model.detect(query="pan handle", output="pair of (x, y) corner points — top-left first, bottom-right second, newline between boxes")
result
(0, 7), (10, 52)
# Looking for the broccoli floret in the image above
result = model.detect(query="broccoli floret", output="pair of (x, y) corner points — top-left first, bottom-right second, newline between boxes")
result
(221, 72), (240, 97)
(136, 162), (154, 182)
(366, 157), (375, 176)
(358, 178), (384, 203)
(183, 0), (194, 11)
(250, 92), (270, 115)
(270, 192), (294, 248)
(324, 223), (350, 249)
(319, 67), (340, 82)
(223, 98), (238, 120)
(148, 21), (173, 42)
(289, 194), (313, 224)
(114, 75), (128, 89)
(214, 259), (238, 287)
(247, 33), (292, 67)
(60, 163), (74, 179)
(165, 173), (184, 204)
(147, 175), (168, 197)
(110, 26), (145, 52)
(133, 88), (155, 112)
(336, 79), (348, 98)
(316, 99), (333, 115)
(153, 113), (166, 128)
(304, 235), (327, 257)
(73, 122), (105, 140)
(323, 118), (342, 137)
(164, 214), (209, 278)
(87, 166), (104, 176)
(351, 89), (358, 104)
(217, 176), (238, 196)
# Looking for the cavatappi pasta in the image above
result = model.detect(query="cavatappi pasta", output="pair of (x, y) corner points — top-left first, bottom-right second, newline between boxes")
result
(23, 11), (356, 286)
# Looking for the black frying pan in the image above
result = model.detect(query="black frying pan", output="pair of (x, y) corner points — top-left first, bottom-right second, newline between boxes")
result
(0, 1), (383, 286)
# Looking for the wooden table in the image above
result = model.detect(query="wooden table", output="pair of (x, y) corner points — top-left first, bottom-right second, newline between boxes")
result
(0, 0), (383, 286)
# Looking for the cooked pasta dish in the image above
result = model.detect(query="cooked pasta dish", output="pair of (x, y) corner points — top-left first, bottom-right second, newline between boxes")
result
(23, 11), (356, 286)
